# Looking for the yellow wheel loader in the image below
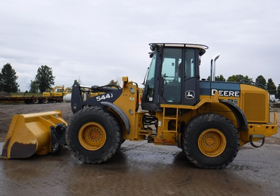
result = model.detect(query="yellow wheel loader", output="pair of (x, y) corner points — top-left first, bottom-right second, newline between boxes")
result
(1, 43), (278, 169)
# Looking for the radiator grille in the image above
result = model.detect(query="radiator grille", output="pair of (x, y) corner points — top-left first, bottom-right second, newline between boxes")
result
(243, 93), (266, 122)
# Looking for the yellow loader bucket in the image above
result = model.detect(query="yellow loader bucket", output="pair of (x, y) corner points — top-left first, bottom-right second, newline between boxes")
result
(1, 110), (67, 159)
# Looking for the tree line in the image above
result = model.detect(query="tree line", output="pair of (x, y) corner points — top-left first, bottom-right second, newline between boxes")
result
(0, 63), (55, 93)
(1, 63), (280, 98)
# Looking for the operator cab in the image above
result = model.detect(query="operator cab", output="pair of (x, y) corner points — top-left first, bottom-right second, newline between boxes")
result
(142, 43), (208, 111)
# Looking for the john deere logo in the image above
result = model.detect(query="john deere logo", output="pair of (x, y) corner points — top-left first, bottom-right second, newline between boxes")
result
(211, 89), (240, 97)
(185, 91), (195, 99)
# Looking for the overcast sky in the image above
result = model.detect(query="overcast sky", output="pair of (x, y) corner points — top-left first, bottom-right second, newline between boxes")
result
(0, 0), (279, 91)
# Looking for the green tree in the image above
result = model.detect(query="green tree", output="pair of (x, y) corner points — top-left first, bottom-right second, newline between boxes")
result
(207, 75), (226, 81)
(0, 63), (19, 92)
(255, 75), (266, 89)
(227, 74), (252, 82)
(276, 84), (280, 99)
(107, 79), (120, 87)
(267, 78), (276, 95)
(29, 80), (39, 93)
(0, 72), (2, 91)
(35, 65), (55, 93)
(215, 75), (226, 81)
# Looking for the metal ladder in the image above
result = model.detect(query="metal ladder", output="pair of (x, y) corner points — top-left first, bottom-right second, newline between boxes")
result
(162, 107), (179, 144)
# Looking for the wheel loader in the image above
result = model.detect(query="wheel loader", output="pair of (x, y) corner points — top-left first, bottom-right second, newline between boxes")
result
(1, 43), (278, 169)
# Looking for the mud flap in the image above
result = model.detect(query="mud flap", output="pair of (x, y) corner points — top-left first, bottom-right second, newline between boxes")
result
(0, 111), (67, 159)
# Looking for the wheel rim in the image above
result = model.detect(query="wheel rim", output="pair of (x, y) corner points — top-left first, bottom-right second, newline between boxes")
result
(78, 122), (106, 151)
(198, 129), (226, 157)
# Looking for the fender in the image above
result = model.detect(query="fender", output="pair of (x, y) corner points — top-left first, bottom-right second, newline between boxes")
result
(101, 101), (130, 135)
(220, 100), (248, 131)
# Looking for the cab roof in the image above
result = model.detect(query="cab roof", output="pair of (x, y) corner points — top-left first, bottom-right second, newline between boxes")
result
(149, 43), (208, 55)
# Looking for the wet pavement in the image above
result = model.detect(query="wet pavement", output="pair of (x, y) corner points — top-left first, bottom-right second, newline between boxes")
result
(0, 139), (280, 196)
(0, 103), (279, 195)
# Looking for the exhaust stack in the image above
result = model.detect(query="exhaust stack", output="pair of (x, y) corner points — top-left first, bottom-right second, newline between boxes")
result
(210, 54), (220, 81)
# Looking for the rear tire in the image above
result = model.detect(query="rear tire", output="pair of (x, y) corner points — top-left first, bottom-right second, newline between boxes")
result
(66, 107), (122, 164)
(183, 113), (239, 169)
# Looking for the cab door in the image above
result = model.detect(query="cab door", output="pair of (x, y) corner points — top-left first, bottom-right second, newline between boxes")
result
(183, 48), (200, 105)
(160, 48), (183, 104)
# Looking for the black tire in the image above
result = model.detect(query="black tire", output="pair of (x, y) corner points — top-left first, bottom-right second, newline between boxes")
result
(119, 139), (126, 149)
(66, 107), (122, 164)
(183, 113), (239, 169)
(32, 99), (40, 104)
(42, 99), (49, 104)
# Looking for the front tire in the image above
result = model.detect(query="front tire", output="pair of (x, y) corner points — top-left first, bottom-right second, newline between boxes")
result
(183, 113), (239, 169)
(66, 107), (122, 164)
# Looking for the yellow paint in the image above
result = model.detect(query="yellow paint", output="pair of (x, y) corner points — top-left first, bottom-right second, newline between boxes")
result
(198, 129), (227, 157)
(2, 111), (67, 159)
(240, 84), (269, 123)
(78, 122), (107, 151)
(64, 87), (72, 95)
(43, 85), (66, 97)
(239, 121), (278, 146)
(113, 79), (143, 141)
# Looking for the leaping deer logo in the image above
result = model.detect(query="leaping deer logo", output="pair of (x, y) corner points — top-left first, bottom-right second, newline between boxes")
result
(185, 91), (195, 99)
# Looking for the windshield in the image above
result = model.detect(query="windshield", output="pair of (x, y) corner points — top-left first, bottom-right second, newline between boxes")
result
(146, 53), (156, 87)
(144, 52), (157, 102)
